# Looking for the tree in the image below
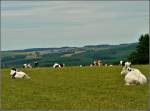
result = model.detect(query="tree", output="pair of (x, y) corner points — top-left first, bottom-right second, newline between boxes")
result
(128, 34), (149, 64)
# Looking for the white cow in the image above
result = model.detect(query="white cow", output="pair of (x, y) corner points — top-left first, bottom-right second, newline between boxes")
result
(109, 64), (113, 67)
(120, 60), (131, 67)
(53, 63), (61, 68)
(121, 66), (147, 85)
(120, 60), (123, 65)
(27, 64), (32, 68)
(10, 68), (31, 79)
(23, 64), (32, 68)
(125, 62), (131, 67)
(80, 65), (83, 67)
(23, 64), (28, 68)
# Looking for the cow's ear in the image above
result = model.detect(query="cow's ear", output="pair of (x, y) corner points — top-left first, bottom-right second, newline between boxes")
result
(127, 68), (131, 71)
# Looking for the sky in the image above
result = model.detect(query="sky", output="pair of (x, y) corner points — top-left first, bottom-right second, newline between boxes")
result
(1, 1), (149, 51)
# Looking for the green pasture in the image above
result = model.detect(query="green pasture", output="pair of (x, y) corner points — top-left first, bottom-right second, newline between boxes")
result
(1, 65), (149, 110)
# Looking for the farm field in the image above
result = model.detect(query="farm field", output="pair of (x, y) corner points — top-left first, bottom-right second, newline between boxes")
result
(1, 65), (149, 110)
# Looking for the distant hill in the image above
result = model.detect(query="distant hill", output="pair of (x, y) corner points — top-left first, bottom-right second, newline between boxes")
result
(1, 43), (138, 68)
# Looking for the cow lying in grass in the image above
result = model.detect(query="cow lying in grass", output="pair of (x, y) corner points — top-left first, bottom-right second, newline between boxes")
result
(121, 66), (147, 85)
(10, 68), (31, 79)
(23, 64), (32, 68)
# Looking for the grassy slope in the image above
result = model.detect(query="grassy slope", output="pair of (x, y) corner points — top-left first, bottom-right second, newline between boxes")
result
(1, 65), (149, 110)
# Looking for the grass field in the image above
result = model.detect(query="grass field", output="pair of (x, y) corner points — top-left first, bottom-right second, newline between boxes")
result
(1, 65), (149, 110)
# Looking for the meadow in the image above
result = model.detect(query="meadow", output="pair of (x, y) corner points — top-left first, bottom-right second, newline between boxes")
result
(1, 65), (149, 110)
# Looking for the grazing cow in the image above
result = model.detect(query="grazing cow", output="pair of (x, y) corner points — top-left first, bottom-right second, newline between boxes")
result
(60, 63), (65, 68)
(34, 62), (39, 67)
(121, 66), (147, 85)
(10, 68), (31, 79)
(53, 63), (61, 68)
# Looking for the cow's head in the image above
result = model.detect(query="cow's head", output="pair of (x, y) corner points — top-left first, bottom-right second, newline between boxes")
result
(10, 68), (16, 75)
(121, 66), (132, 76)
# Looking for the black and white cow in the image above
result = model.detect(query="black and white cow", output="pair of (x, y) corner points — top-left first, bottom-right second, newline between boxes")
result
(10, 68), (31, 79)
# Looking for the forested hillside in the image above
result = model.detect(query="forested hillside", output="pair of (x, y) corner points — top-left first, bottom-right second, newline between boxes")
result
(2, 43), (137, 68)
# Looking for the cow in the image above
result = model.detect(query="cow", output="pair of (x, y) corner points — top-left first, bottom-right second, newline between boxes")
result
(53, 63), (61, 68)
(121, 66), (147, 85)
(23, 64), (32, 68)
(34, 62), (39, 67)
(10, 68), (31, 79)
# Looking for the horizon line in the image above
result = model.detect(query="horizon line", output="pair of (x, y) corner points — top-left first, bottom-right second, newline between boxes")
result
(1, 42), (138, 51)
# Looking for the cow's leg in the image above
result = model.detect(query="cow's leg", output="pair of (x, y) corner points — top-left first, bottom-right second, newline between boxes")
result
(12, 76), (15, 79)
(12, 72), (16, 79)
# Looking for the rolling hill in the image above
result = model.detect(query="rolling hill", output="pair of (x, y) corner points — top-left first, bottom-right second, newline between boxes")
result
(1, 43), (138, 68)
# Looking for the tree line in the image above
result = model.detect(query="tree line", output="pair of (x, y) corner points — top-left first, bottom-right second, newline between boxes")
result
(128, 33), (149, 64)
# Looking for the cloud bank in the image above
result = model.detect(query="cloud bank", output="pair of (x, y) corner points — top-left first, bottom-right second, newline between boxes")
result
(1, 1), (149, 50)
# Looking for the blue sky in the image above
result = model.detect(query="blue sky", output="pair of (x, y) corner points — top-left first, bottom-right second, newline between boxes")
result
(1, 1), (149, 50)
